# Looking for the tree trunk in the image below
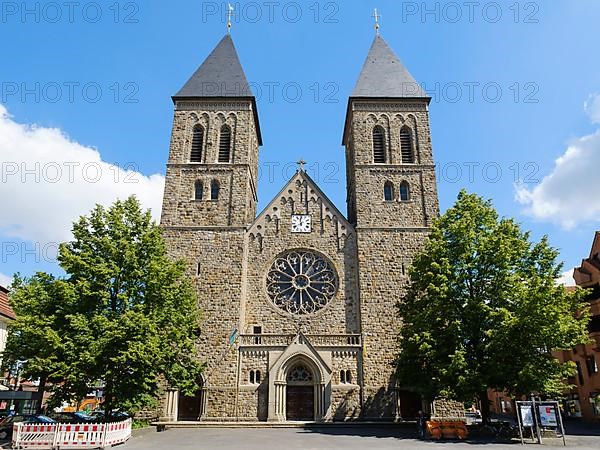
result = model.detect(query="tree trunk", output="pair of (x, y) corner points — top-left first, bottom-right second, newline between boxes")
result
(479, 390), (491, 424)
(36, 375), (47, 414)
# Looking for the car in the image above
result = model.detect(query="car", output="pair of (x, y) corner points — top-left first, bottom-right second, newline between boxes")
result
(49, 411), (93, 423)
(465, 411), (483, 425)
(0, 414), (56, 440)
(87, 410), (130, 422)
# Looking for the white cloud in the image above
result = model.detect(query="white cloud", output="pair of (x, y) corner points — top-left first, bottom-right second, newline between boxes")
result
(556, 268), (576, 287)
(515, 96), (600, 229)
(584, 93), (600, 124)
(0, 105), (165, 246)
(0, 272), (12, 289)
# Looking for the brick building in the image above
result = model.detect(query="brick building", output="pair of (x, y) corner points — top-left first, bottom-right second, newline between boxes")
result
(159, 33), (440, 422)
(556, 232), (600, 422)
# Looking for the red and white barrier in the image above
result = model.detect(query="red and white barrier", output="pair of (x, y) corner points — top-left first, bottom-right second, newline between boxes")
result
(12, 423), (58, 449)
(55, 423), (107, 448)
(12, 419), (132, 450)
(103, 419), (132, 447)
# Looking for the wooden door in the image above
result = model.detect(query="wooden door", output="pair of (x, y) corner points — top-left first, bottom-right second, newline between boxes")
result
(286, 386), (314, 420)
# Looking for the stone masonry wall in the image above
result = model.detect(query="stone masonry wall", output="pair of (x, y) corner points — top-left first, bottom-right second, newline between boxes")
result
(346, 99), (441, 419)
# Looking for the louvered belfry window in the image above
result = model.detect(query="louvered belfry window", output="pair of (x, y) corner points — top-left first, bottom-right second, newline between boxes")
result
(218, 125), (232, 162)
(190, 125), (204, 162)
(400, 127), (414, 163)
(373, 126), (386, 164)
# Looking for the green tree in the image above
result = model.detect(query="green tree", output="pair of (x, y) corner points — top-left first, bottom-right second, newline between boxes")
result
(4, 196), (203, 414)
(395, 190), (589, 422)
(3, 273), (77, 412)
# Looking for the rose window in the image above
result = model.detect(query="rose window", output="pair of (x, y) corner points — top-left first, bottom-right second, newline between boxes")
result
(266, 250), (337, 315)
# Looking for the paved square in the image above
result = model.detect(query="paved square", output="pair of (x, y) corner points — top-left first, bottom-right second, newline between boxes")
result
(124, 427), (600, 450)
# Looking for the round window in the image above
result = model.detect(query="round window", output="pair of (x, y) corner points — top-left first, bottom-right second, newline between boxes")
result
(266, 250), (337, 316)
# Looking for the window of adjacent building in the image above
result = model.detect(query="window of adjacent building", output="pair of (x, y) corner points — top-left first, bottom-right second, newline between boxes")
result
(218, 125), (232, 163)
(400, 181), (410, 201)
(190, 125), (204, 162)
(589, 315), (600, 333)
(586, 356), (598, 376)
(194, 181), (203, 200)
(210, 180), (220, 200)
(373, 126), (386, 164)
(576, 361), (584, 385)
(384, 181), (394, 201)
(400, 127), (414, 163)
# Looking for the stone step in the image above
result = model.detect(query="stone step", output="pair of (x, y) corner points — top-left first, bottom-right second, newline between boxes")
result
(152, 421), (417, 430)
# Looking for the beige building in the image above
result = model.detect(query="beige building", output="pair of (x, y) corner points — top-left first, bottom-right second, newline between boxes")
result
(160, 33), (440, 422)
(556, 232), (600, 423)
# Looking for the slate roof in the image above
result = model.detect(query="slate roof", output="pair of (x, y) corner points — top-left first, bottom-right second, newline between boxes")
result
(174, 34), (252, 98)
(351, 35), (428, 98)
(173, 34), (262, 144)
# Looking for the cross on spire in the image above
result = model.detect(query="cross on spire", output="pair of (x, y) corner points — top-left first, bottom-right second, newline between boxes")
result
(372, 8), (381, 34)
(296, 159), (306, 172)
(227, 3), (234, 33)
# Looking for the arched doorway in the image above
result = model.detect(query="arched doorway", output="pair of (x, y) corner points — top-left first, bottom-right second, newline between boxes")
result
(286, 364), (315, 420)
(177, 376), (206, 421)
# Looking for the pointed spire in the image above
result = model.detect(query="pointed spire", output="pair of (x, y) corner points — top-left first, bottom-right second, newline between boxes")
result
(173, 34), (252, 98)
(351, 35), (427, 98)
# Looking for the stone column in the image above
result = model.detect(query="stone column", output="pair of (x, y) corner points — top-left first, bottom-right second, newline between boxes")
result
(160, 389), (179, 422)
(315, 383), (326, 420)
(275, 382), (286, 421)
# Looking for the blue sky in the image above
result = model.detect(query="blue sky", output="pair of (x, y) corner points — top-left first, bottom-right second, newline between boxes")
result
(1, 0), (600, 285)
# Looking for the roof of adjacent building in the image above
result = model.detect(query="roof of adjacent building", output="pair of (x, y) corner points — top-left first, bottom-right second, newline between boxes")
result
(172, 34), (262, 145)
(174, 34), (252, 98)
(351, 35), (428, 99)
(574, 231), (600, 288)
(0, 285), (16, 320)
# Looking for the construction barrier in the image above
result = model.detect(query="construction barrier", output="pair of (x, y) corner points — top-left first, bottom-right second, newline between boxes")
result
(12, 418), (132, 450)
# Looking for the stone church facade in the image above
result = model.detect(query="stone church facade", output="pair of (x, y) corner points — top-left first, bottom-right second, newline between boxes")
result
(160, 33), (440, 422)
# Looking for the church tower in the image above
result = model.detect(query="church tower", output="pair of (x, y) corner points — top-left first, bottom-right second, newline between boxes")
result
(343, 35), (440, 418)
(160, 34), (262, 420)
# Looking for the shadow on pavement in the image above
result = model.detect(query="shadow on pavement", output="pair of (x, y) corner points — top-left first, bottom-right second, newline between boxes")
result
(300, 425), (519, 445)
(563, 420), (600, 437)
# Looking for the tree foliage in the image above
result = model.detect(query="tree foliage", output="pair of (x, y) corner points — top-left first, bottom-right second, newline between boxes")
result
(395, 190), (589, 418)
(3, 196), (203, 413)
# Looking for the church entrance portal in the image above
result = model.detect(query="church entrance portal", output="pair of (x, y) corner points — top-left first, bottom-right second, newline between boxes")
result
(285, 364), (315, 421)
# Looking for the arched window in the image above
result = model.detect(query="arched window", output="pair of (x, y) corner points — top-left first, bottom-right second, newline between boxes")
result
(194, 181), (203, 200)
(373, 126), (386, 164)
(400, 181), (410, 201)
(218, 125), (232, 163)
(190, 125), (204, 162)
(255, 370), (261, 384)
(346, 370), (352, 384)
(210, 180), (219, 200)
(249, 370), (255, 384)
(384, 181), (394, 201)
(400, 127), (414, 163)
(340, 370), (346, 384)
